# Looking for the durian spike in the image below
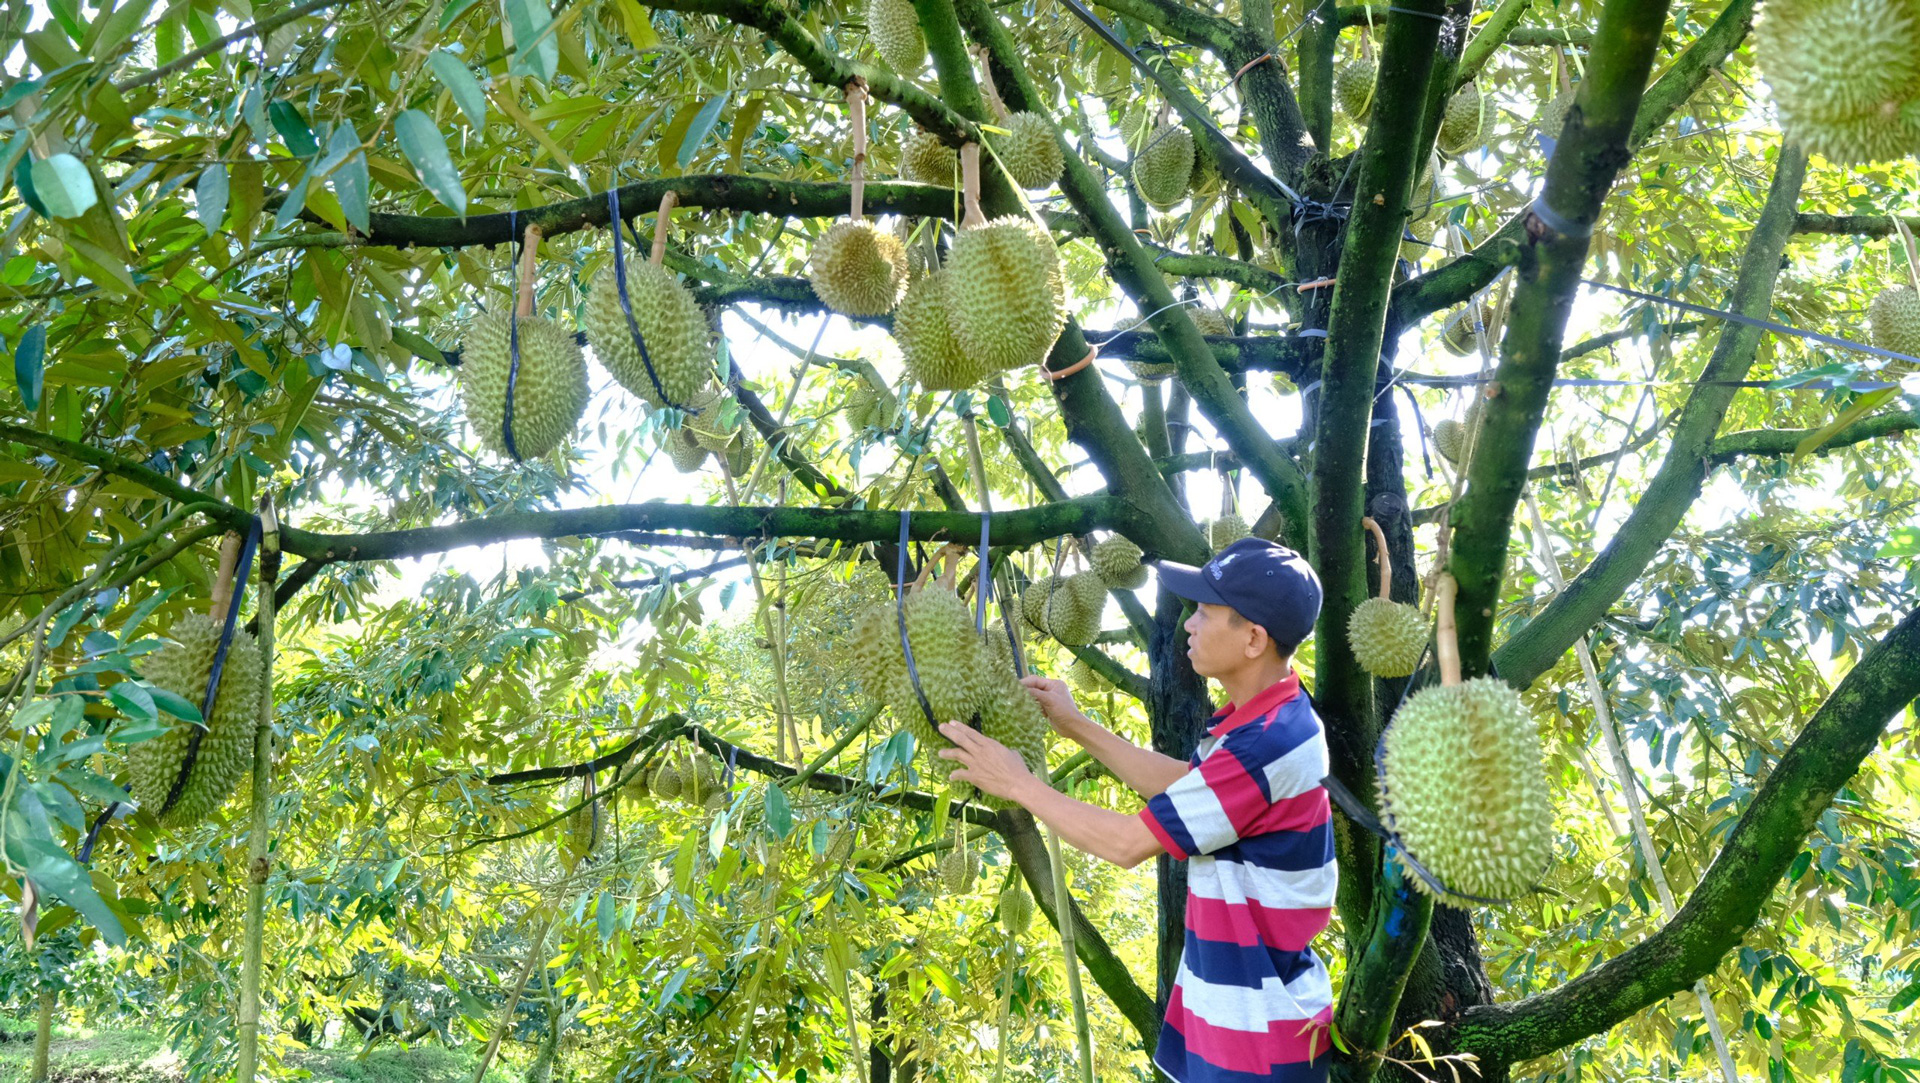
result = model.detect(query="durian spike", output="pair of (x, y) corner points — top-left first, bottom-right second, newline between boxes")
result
(1361, 516), (1392, 601)
(651, 190), (678, 266)
(1434, 573), (1461, 687)
(209, 531), (243, 618)
(959, 142), (987, 228)
(846, 79), (869, 219)
(515, 222), (541, 318)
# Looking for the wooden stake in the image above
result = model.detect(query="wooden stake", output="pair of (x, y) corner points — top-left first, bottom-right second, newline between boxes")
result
(515, 223), (541, 319)
(1361, 516), (1391, 601)
(1434, 573), (1462, 687)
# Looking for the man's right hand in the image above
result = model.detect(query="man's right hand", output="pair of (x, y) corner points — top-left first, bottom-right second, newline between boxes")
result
(1021, 675), (1089, 739)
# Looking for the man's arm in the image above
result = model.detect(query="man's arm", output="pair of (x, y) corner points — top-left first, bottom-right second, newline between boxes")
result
(1023, 677), (1191, 798)
(938, 721), (1165, 869)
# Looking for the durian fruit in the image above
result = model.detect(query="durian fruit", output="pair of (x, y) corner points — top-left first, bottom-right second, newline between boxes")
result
(127, 614), (262, 826)
(1067, 656), (1108, 693)
(1336, 58), (1378, 121)
(651, 760), (685, 801)
(1435, 398), (1485, 465)
(663, 426), (710, 472)
(846, 382), (901, 430)
(1207, 513), (1251, 551)
(902, 584), (997, 725)
(1020, 572), (1104, 646)
(1751, 0), (1920, 165)
(1870, 284), (1920, 365)
(563, 797), (598, 863)
(895, 270), (989, 390)
(999, 112), (1064, 189)
(809, 220), (909, 316)
(868, 0), (925, 73)
(1379, 677), (1553, 902)
(945, 216), (1068, 374)
(1442, 303), (1495, 357)
(1125, 357), (1178, 380)
(979, 669), (1049, 774)
(1188, 140), (1223, 200)
(938, 847), (979, 893)
(1537, 88), (1576, 141)
(999, 882), (1035, 935)
(901, 130), (957, 185)
(1190, 305), (1234, 337)
(1090, 535), (1148, 590)
(1132, 124), (1196, 209)
(585, 259), (714, 408)
(703, 790), (730, 812)
(459, 312), (590, 460)
(1437, 83), (1491, 155)
(1347, 597), (1428, 678)
(722, 430), (755, 476)
(683, 386), (743, 453)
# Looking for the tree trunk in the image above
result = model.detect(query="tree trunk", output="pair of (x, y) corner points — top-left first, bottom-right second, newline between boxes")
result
(30, 988), (53, 1083)
(1147, 586), (1211, 1006)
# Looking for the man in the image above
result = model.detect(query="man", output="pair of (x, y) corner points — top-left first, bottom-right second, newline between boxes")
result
(939, 537), (1336, 1083)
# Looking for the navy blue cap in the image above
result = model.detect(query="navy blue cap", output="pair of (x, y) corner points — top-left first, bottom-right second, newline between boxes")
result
(1154, 537), (1322, 648)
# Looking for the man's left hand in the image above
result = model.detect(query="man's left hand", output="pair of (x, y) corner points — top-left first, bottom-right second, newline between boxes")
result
(938, 722), (1034, 801)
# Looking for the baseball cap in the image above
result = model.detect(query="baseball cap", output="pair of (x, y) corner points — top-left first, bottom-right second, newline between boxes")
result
(1153, 537), (1322, 648)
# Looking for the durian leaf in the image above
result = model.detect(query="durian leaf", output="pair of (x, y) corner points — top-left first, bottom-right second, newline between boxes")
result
(12, 323), (45, 411)
(763, 783), (792, 838)
(501, 0), (558, 81)
(428, 50), (488, 131)
(145, 684), (201, 724)
(193, 163), (226, 235)
(27, 153), (95, 219)
(22, 841), (125, 946)
(678, 93), (731, 173)
(394, 110), (468, 216)
(106, 681), (155, 724)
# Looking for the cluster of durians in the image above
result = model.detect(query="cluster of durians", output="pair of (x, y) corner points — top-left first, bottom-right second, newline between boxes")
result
(891, 216), (1069, 391)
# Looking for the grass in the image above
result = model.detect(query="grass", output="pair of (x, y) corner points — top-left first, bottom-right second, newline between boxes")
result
(0, 1018), (524, 1083)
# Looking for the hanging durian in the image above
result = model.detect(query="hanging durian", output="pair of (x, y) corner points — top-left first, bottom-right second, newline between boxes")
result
(1435, 397), (1485, 465)
(651, 759), (685, 801)
(999, 112), (1064, 190)
(1207, 513), (1251, 551)
(127, 614), (262, 826)
(460, 311), (590, 460)
(810, 220), (910, 316)
(585, 259), (715, 408)
(1347, 517), (1427, 678)
(1437, 82), (1491, 155)
(1870, 284), (1920, 364)
(1752, 0), (1920, 164)
(1378, 575), (1553, 903)
(938, 846), (979, 893)
(896, 269), (989, 389)
(1336, 58), (1378, 121)
(683, 386), (744, 453)
(1132, 123), (1195, 209)
(1021, 571), (1103, 646)
(1067, 656), (1108, 693)
(1090, 535), (1149, 590)
(1441, 302), (1494, 357)
(1190, 305), (1234, 338)
(846, 381), (901, 430)
(663, 426), (710, 472)
(1000, 882), (1035, 934)
(1537, 87), (1576, 141)
(901, 129), (958, 185)
(945, 214), (1067, 374)
(867, 0), (925, 73)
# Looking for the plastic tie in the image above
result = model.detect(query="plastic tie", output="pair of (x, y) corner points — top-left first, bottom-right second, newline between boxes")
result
(1046, 343), (1098, 382)
(895, 511), (940, 729)
(1527, 196), (1595, 239)
(975, 509), (992, 633)
(502, 209), (524, 462)
(163, 516), (261, 815)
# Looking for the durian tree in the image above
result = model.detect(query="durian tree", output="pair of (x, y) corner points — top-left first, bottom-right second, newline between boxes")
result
(3, 0), (1920, 1079)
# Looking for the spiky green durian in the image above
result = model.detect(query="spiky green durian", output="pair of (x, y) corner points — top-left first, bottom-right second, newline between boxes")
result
(896, 270), (989, 390)
(979, 676), (1050, 795)
(901, 129), (957, 184)
(651, 761), (684, 800)
(1208, 513), (1251, 551)
(1132, 124), (1195, 209)
(1437, 83), (1491, 154)
(998, 112), (1064, 189)
(1433, 419), (1468, 465)
(1379, 677), (1553, 903)
(1347, 597), (1428, 678)
(868, 0), (925, 72)
(1067, 657), (1108, 693)
(663, 426), (710, 472)
(1537, 88), (1576, 140)
(946, 216), (1067, 374)
(1336, 59), (1377, 120)
(460, 312), (589, 460)
(1442, 303), (1494, 357)
(563, 798), (598, 863)
(1126, 358), (1178, 380)
(1752, 0), (1920, 164)
(1870, 284), (1920, 365)
(846, 383), (901, 430)
(585, 260), (714, 408)
(810, 220), (909, 316)
(1000, 882), (1035, 935)
(683, 386), (743, 453)
(127, 614), (262, 827)
(1090, 535), (1148, 590)
(1190, 305), (1234, 337)
(902, 584), (996, 726)
(937, 847), (978, 893)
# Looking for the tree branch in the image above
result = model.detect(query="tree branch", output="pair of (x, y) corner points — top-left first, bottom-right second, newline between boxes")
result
(1792, 212), (1920, 237)
(1454, 0), (1533, 87)
(1453, 604), (1920, 1064)
(1446, 0), (1675, 677)
(1491, 142), (1807, 690)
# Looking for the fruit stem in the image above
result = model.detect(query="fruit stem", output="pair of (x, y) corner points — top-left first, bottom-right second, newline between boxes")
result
(960, 142), (987, 228)
(846, 79), (868, 220)
(1361, 516), (1392, 600)
(515, 222), (541, 319)
(973, 45), (1009, 121)
(1435, 573), (1462, 686)
(650, 190), (677, 266)
(208, 530), (242, 618)
(1889, 215), (1920, 298)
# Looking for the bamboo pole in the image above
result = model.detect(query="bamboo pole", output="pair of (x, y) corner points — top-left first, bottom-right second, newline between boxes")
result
(1045, 827), (1093, 1083)
(235, 496), (279, 1082)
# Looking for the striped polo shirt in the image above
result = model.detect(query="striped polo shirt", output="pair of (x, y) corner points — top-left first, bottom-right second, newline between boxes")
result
(1138, 672), (1336, 1083)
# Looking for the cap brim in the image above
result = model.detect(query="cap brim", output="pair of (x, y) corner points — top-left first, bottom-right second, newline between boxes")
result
(1153, 560), (1230, 606)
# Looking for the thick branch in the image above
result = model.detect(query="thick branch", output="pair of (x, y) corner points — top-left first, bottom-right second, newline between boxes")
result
(1454, 605), (1920, 1063)
(1792, 212), (1920, 237)
(1492, 143), (1807, 689)
(1445, 0), (1674, 676)
(1454, 0), (1533, 87)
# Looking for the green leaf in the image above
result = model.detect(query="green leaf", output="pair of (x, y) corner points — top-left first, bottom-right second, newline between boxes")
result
(268, 100), (318, 157)
(676, 92), (731, 171)
(596, 890), (615, 940)
(429, 50), (488, 131)
(395, 110), (467, 216)
(986, 393), (1011, 428)
(29, 153), (97, 218)
(23, 841), (125, 946)
(107, 681), (155, 724)
(327, 123), (370, 234)
(763, 783), (792, 838)
(1891, 978), (1920, 1014)
(146, 685), (202, 724)
(13, 324), (45, 411)
(1877, 525), (1920, 558)
(195, 163), (227, 235)
(501, 0), (558, 82)
(440, 0), (484, 29)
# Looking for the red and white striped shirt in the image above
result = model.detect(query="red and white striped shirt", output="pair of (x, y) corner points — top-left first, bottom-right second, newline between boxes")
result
(1138, 672), (1336, 1082)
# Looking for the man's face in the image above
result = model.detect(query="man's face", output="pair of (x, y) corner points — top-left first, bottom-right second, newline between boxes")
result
(1183, 601), (1260, 678)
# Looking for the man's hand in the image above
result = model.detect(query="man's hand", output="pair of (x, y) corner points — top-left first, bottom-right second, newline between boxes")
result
(1020, 675), (1089, 739)
(938, 722), (1037, 801)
